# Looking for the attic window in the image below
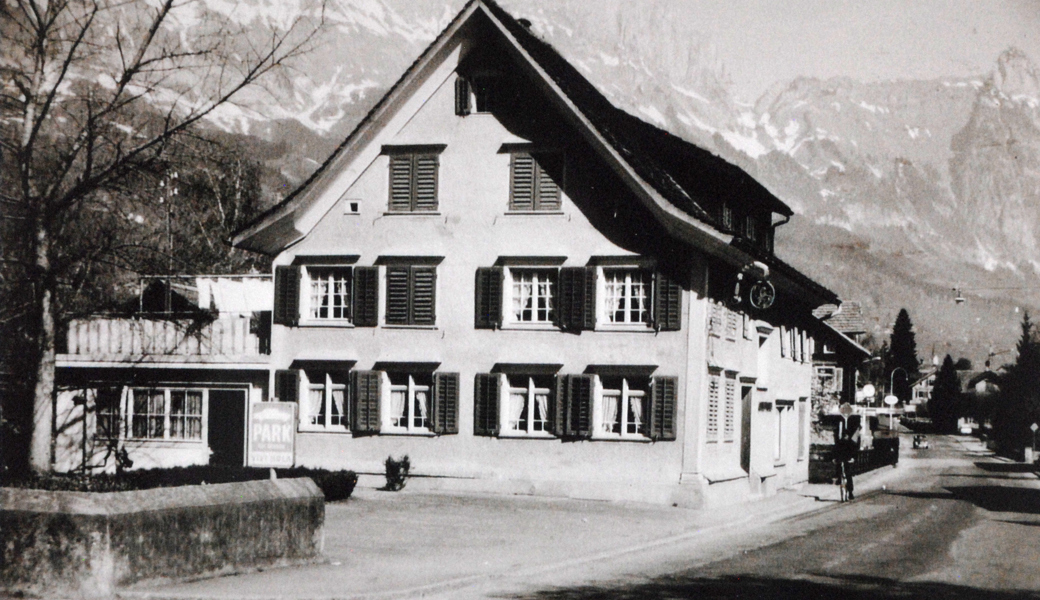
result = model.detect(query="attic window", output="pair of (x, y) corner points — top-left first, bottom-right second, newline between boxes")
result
(455, 75), (494, 115)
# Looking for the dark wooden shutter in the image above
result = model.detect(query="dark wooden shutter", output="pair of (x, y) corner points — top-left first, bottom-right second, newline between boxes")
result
(582, 266), (597, 330)
(385, 266), (410, 325)
(533, 153), (561, 210)
(473, 373), (499, 436)
(411, 266), (437, 325)
(389, 154), (413, 211)
(351, 370), (381, 434)
(653, 270), (683, 331)
(414, 155), (438, 211)
(273, 266), (300, 326)
(432, 372), (460, 434)
(352, 266), (379, 327)
(551, 376), (565, 436)
(274, 369), (299, 403)
(474, 267), (503, 329)
(509, 153), (535, 211)
(557, 267), (587, 331)
(454, 76), (471, 116)
(650, 376), (678, 441)
(562, 374), (593, 438)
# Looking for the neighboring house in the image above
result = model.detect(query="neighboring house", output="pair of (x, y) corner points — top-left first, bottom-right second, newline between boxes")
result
(231, 0), (839, 507)
(909, 368), (937, 414)
(810, 303), (870, 407)
(53, 276), (272, 472)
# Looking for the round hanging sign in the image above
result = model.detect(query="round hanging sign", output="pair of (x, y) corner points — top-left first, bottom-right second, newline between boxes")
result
(748, 280), (776, 310)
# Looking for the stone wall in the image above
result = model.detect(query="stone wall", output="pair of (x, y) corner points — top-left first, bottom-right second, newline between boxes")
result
(1, 477), (324, 598)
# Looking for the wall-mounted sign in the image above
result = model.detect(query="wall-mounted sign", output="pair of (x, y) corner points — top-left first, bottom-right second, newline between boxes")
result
(749, 280), (776, 310)
(248, 402), (296, 468)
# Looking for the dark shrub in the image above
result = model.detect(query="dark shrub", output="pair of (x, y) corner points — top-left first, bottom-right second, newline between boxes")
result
(4, 466), (357, 502)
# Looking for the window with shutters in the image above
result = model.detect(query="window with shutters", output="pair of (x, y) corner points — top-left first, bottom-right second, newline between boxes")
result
(385, 372), (432, 433)
(724, 372), (737, 442)
(596, 376), (649, 439)
(706, 369), (721, 442)
(385, 265), (436, 326)
(129, 388), (204, 441)
(508, 152), (562, 212)
(601, 268), (650, 326)
(709, 301), (724, 336)
(301, 371), (349, 432)
(303, 267), (352, 323)
(504, 374), (553, 436)
(383, 146), (444, 213)
(725, 307), (739, 339)
(506, 268), (556, 326)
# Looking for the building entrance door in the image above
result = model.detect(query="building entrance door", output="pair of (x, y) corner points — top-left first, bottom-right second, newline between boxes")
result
(740, 385), (753, 473)
(208, 389), (247, 466)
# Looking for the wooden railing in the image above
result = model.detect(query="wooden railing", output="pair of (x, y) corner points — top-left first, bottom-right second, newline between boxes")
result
(64, 315), (270, 357)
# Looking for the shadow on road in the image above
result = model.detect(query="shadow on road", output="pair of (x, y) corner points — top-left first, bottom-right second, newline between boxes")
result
(997, 519), (1040, 528)
(888, 486), (1040, 515)
(504, 573), (1040, 600)
(974, 462), (1039, 474)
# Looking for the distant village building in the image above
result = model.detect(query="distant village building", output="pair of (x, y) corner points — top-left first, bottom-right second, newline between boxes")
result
(52, 0), (850, 507)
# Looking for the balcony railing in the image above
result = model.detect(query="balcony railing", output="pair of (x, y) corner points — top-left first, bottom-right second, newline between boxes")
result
(64, 314), (270, 358)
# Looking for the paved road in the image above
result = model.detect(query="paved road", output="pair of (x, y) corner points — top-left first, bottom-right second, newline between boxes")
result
(494, 435), (1040, 600)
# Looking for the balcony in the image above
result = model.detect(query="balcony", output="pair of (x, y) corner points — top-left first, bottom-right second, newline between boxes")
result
(60, 314), (270, 366)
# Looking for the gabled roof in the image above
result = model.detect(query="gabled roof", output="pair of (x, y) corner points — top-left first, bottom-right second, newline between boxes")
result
(812, 301), (866, 334)
(816, 319), (870, 359)
(233, 0), (836, 304)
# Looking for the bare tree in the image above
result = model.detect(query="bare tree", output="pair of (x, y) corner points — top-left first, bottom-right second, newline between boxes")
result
(0, 0), (324, 473)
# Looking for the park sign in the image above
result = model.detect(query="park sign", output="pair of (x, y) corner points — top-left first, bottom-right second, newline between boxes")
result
(248, 402), (296, 468)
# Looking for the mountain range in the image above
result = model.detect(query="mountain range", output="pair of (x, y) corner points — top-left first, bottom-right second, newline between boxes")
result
(200, 0), (1040, 366)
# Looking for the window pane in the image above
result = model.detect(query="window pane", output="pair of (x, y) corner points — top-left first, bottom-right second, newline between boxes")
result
(95, 388), (121, 438)
(508, 391), (526, 431)
(604, 269), (648, 324)
(390, 388), (407, 427)
(309, 268), (352, 320)
(308, 386), (325, 425)
(533, 391), (549, 432)
(627, 391), (646, 435)
(511, 270), (555, 323)
(132, 389), (165, 439)
(330, 388), (346, 428)
(413, 388), (429, 429)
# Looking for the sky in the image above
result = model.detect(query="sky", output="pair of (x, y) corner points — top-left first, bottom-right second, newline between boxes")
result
(671, 0), (1040, 102)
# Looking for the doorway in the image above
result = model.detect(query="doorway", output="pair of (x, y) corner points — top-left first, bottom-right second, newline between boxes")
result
(208, 389), (247, 466)
(740, 385), (753, 473)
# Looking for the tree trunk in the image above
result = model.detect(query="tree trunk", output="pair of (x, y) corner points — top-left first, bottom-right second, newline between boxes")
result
(29, 219), (56, 473)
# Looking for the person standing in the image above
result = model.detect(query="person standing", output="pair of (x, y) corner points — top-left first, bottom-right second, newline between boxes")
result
(834, 406), (862, 500)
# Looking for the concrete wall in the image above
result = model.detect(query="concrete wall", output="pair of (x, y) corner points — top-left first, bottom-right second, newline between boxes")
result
(0, 478), (323, 598)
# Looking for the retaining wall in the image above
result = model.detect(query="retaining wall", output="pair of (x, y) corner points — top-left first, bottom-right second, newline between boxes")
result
(1, 477), (324, 598)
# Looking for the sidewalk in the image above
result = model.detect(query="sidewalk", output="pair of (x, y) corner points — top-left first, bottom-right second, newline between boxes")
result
(122, 460), (923, 600)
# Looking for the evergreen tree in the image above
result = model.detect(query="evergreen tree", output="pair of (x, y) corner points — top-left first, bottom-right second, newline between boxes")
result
(929, 355), (960, 433)
(994, 312), (1040, 457)
(887, 309), (920, 402)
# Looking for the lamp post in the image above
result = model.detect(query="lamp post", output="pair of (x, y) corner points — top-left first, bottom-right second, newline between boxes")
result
(885, 367), (908, 431)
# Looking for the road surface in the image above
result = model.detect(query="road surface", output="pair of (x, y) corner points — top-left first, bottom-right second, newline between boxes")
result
(493, 435), (1040, 600)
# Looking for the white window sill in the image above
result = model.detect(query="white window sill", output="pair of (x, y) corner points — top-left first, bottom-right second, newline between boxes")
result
(503, 211), (566, 216)
(382, 211), (441, 216)
(382, 324), (438, 330)
(298, 320), (355, 328)
(380, 429), (437, 437)
(298, 427), (352, 434)
(595, 324), (654, 333)
(590, 434), (652, 443)
(500, 323), (560, 332)
(498, 431), (556, 439)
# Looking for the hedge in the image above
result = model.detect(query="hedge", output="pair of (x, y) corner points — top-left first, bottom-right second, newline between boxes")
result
(4, 466), (357, 501)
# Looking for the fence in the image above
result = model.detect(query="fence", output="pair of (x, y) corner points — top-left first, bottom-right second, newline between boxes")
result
(64, 314), (271, 357)
(808, 436), (899, 483)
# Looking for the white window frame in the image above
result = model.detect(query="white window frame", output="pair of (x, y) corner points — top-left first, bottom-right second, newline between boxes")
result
(774, 404), (788, 463)
(499, 374), (554, 438)
(592, 375), (650, 441)
(127, 387), (206, 443)
(382, 372), (432, 434)
(300, 371), (349, 432)
(300, 265), (354, 325)
(503, 267), (557, 328)
(597, 266), (652, 330)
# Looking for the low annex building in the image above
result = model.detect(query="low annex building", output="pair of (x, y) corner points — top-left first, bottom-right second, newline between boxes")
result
(230, 0), (840, 506)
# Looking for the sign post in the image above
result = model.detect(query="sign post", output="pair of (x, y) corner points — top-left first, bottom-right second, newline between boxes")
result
(248, 402), (296, 471)
(884, 395), (899, 431)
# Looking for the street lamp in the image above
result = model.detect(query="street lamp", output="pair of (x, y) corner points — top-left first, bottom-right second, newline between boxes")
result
(885, 367), (908, 431)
